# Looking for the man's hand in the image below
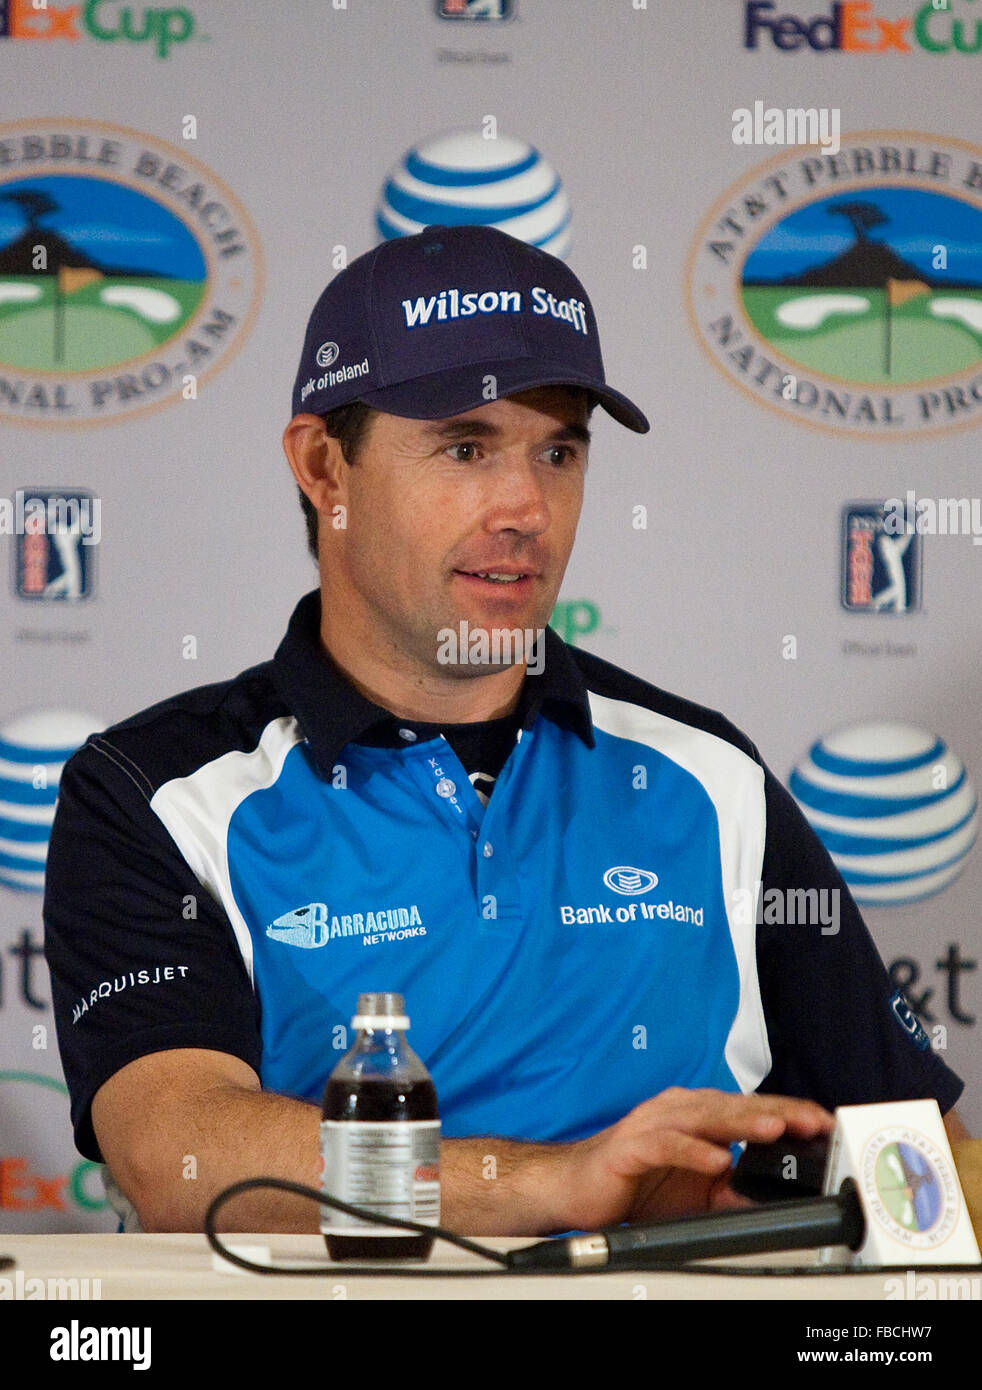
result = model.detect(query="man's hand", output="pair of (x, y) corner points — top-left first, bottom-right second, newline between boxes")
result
(550, 1088), (834, 1232)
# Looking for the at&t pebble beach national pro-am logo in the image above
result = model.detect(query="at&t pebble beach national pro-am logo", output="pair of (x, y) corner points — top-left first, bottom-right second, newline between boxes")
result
(686, 132), (982, 438)
(0, 120), (262, 426)
(863, 1127), (959, 1250)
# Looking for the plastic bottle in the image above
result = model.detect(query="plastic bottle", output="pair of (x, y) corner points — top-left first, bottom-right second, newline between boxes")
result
(320, 992), (440, 1260)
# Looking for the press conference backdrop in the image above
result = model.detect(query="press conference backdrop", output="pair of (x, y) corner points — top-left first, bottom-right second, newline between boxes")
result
(1, 0), (980, 1232)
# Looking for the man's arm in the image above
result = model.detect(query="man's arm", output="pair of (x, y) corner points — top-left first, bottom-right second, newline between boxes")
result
(93, 1049), (833, 1235)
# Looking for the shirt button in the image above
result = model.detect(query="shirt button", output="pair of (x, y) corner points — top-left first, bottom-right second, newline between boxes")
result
(436, 778), (456, 797)
(483, 841), (493, 858)
(398, 728), (417, 742)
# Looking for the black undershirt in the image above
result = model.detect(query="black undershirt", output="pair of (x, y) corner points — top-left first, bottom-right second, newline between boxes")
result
(355, 703), (524, 805)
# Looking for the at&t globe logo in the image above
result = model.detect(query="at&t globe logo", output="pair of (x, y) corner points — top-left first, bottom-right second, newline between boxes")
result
(0, 708), (102, 892)
(376, 129), (571, 258)
(789, 721), (978, 905)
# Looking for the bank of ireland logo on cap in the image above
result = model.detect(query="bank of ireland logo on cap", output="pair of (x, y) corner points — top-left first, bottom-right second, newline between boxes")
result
(376, 129), (571, 258)
(789, 721), (978, 905)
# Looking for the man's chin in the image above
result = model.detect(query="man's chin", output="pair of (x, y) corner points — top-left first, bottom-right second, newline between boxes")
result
(432, 615), (548, 678)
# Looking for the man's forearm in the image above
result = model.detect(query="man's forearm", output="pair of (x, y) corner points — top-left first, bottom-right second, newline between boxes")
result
(131, 1087), (325, 1233)
(438, 1136), (574, 1236)
(128, 1085), (571, 1236)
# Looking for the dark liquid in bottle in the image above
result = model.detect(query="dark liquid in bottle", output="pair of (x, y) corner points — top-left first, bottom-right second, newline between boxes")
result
(322, 1076), (439, 1261)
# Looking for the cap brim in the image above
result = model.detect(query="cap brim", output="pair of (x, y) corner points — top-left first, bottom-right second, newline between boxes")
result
(354, 360), (650, 433)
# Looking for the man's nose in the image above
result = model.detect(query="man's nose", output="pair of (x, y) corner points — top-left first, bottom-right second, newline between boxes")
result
(481, 459), (550, 536)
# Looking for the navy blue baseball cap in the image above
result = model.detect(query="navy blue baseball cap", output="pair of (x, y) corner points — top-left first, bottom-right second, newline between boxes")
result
(291, 223), (649, 432)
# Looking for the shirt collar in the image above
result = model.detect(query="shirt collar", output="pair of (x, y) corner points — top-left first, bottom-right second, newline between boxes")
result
(272, 589), (595, 779)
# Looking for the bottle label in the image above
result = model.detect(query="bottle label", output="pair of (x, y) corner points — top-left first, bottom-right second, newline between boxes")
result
(319, 1120), (441, 1236)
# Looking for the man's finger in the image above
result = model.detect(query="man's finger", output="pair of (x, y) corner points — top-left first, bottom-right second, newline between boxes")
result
(608, 1129), (734, 1182)
(631, 1089), (833, 1143)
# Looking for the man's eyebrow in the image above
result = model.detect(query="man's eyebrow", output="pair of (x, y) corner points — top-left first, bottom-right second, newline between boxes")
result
(419, 419), (592, 446)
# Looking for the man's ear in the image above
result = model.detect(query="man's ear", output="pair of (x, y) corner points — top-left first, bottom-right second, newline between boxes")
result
(282, 414), (349, 516)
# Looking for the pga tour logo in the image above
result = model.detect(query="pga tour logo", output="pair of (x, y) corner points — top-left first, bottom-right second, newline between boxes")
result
(315, 342), (340, 368)
(841, 501), (923, 613)
(603, 866), (658, 896)
(437, 0), (513, 18)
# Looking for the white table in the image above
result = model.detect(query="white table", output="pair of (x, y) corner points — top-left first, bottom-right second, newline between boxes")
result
(0, 1232), (927, 1300)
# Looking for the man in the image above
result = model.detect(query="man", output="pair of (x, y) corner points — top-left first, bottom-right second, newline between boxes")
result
(44, 224), (967, 1237)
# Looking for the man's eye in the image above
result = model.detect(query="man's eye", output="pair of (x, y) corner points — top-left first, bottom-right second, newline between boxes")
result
(543, 445), (575, 466)
(448, 442), (480, 462)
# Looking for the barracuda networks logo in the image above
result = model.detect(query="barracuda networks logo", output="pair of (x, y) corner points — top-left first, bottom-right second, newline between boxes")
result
(0, 1), (200, 59)
(266, 902), (425, 948)
(686, 132), (982, 438)
(376, 129), (571, 258)
(0, 120), (262, 426)
(789, 721), (978, 905)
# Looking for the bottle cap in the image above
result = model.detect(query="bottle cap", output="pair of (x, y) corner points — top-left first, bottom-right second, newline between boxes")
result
(352, 992), (409, 1030)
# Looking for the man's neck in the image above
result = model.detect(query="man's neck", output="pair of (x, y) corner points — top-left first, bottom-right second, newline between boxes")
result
(319, 617), (527, 726)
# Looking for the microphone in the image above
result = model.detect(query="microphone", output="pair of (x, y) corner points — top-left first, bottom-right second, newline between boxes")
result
(507, 1180), (864, 1271)
(507, 1099), (982, 1273)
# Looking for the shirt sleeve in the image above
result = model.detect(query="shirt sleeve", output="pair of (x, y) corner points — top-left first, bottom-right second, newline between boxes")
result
(42, 736), (263, 1162)
(753, 762), (964, 1116)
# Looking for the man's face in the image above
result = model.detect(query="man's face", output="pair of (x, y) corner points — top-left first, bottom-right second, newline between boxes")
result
(326, 385), (590, 679)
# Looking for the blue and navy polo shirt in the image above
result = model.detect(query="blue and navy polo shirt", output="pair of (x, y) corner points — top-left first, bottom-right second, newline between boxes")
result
(44, 589), (963, 1172)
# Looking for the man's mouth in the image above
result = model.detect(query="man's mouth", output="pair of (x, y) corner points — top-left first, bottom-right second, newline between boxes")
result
(453, 570), (536, 588)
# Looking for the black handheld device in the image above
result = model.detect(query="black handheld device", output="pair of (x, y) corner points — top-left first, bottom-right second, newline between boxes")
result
(730, 1133), (830, 1202)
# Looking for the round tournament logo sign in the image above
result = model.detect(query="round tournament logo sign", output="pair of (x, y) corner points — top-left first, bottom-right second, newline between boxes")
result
(0, 120), (262, 426)
(789, 721), (977, 906)
(686, 132), (982, 439)
(376, 129), (572, 259)
(862, 1126), (960, 1250)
